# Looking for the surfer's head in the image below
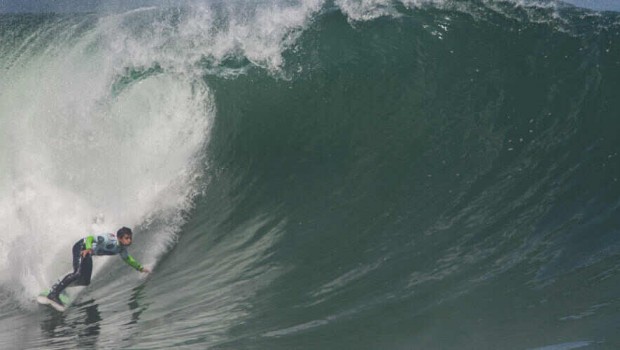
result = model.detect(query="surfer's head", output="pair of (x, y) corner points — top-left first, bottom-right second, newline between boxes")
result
(117, 227), (133, 246)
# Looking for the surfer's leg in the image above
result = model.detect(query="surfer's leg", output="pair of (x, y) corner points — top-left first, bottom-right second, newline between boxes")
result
(49, 270), (79, 298)
(76, 255), (93, 286)
(48, 240), (87, 301)
(47, 270), (77, 305)
(71, 240), (83, 272)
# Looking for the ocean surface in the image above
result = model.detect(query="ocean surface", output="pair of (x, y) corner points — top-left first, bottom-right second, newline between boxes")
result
(1, 0), (619, 349)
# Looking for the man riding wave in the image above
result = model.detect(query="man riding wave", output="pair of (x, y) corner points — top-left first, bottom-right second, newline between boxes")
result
(46, 227), (150, 306)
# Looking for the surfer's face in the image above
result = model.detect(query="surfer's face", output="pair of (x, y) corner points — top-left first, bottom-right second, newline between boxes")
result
(119, 234), (132, 246)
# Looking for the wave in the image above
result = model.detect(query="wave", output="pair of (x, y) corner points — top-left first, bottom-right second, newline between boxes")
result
(1, 1), (619, 349)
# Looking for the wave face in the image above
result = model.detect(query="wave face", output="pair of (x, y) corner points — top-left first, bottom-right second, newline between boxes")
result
(1, 1), (620, 349)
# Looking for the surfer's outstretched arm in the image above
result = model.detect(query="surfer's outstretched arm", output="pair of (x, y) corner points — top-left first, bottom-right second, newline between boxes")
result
(120, 249), (151, 273)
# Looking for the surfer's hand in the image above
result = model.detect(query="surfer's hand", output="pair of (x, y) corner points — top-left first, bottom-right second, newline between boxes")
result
(81, 249), (92, 257)
(140, 267), (151, 273)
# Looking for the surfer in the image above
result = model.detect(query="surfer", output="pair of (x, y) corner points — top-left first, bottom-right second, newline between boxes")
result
(45, 227), (150, 307)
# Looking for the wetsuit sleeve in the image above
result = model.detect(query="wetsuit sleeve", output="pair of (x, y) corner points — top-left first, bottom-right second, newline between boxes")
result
(84, 236), (95, 250)
(120, 249), (144, 271)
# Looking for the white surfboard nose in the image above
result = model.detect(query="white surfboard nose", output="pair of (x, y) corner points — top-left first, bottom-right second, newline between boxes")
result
(36, 295), (67, 312)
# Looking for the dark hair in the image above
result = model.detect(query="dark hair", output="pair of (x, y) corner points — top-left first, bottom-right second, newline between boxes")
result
(117, 227), (133, 238)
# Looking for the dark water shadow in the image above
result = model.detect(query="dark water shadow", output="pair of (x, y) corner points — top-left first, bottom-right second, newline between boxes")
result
(39, 298), (101, 348)
(36, 282), (152, 348)
(125, 283), (150, 326)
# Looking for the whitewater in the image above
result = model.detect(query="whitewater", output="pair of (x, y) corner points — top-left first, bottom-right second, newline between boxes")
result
(1, 0), (620, 349)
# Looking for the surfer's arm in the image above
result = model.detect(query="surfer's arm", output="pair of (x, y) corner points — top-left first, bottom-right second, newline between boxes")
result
(81, 235), (95, 257)
(120, 250), (149, 273)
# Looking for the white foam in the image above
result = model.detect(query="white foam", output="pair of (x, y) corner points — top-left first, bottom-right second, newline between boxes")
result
(333, 0), (578, 25)
(95, 1), (323, 74)
(335, 0), (402, 21)
(0, 9), (213, 307)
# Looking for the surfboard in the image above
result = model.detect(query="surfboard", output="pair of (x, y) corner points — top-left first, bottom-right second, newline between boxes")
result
(36, 290), (71, 312)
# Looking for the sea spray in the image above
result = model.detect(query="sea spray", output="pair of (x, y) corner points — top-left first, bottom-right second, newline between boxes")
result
(0, 10), (212, 307)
